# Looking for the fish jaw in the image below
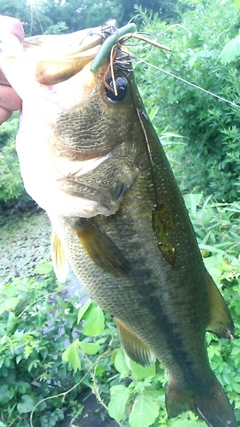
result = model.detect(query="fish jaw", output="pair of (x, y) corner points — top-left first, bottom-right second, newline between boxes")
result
(15, 61), (140, 217)
(0, 21), (112, 95)
(0, 20), (140, 219)
(0, 23), (114, 218)
(0, 23), (136, 217)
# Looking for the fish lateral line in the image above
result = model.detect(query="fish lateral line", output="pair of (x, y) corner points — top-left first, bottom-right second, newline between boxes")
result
(136, 108), (176, 266)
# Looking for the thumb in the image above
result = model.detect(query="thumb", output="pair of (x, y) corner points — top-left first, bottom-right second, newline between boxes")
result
(0, 16), (24, 43)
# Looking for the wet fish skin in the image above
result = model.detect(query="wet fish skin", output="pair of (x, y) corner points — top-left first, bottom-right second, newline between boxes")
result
(0, 23), (237, 427)
(49, 69), (236, 427)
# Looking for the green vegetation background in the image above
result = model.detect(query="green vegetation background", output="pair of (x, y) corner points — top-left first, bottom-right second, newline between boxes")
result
(0, 0), (240, 426)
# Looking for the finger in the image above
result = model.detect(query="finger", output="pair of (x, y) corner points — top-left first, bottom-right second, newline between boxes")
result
(0, 107), (12, 124)
(0, 84), (22, 111)
(0, 17), (24, 86)
(0, 16), (24, 43)
(0, 70), (10, 85)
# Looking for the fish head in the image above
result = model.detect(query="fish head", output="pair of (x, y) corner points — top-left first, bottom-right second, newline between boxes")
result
(0, 21), (143, 217)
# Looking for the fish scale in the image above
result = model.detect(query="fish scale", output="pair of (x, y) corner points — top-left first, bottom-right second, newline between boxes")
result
(0, 21), (237, 427)
(51, 150), (214, 383)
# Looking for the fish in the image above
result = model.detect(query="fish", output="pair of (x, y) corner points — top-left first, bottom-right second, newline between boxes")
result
(0, 20), (237, 427)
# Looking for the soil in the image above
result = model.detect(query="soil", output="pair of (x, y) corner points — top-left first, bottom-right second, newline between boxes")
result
(58, 389), (119, 427)
(0, 206), (52, 284)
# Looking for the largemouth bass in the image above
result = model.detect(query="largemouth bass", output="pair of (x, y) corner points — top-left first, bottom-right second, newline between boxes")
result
(0, 21), (237, 427)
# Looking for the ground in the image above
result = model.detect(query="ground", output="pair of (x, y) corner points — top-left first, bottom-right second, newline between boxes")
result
(58, 389), (119, 427)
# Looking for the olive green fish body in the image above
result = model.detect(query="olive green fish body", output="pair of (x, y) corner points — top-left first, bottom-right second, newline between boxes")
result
(49, 100), (219, 380)
(48, 73), (235, 426)
(0, 22), (236, 427)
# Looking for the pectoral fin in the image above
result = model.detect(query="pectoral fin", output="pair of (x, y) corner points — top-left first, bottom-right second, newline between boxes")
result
(75, 219), (131, 277)
(205, 271), (234, 339)
(51, 230), (68, 282)
(116, 319), (154, 366)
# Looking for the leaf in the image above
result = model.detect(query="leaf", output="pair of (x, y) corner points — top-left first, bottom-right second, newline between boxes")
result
(183, 193), (202, 218)
(16, 355), (23, 365)
(0, 297), (19, 315)
(114, 348), (129, 376)
(0, 385), (14, 404)
(199, 244), (225, 255)
(129, 394), (160, 427)
(35, 262), (53, 275)
(62, 340), (81, 372)
(234, 0), (240, 7)
(17, 395), (35, 413)
(79, 341), (100, 355)
(17, 381), (31, 394)
(77, 299), (92, 324)
(129, 359), (156, 379)
(108, 385), (130, 422)
(171, 421), (204, 427)
(231, 381), (240, 393)
(219, 35), (240, 64)
(83, 304), (105, 336)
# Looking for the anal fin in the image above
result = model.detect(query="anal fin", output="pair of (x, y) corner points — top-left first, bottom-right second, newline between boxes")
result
(205, 271), (234, 339)
(116, 318), (153, 366)
(51, 230), (68, 282)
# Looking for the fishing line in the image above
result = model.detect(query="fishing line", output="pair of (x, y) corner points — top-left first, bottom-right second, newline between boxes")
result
(136, 58), (240, 110)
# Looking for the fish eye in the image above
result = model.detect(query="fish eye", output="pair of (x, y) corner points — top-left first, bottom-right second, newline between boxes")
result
(104, 76), (128, 101)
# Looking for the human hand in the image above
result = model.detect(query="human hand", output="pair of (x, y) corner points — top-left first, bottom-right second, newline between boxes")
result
(0, 16), (24, 124)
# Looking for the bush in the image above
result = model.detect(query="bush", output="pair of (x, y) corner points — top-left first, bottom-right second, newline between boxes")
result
(0, 117), (25, 203)
(0, 262), (121, 427)
(133, 0), (240, 201)
(1, 195), (240, 426)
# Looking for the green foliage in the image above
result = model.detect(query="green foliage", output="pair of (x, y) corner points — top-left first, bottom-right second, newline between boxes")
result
(133, 0), (240, 201)
(219, 34), (240, 64)
(102, 195), (240, 427)
(0, 118), (25, 202)
(0, 268), (71, 426)
(183, 194), (240, 259)
(1, 2), (240, 425)
(0, 0), (52, 37)
(1, 196), (240, 427)
(0, 0), (180, 36)
(0, 263), (121, 427)
(39, 0), (124, 33)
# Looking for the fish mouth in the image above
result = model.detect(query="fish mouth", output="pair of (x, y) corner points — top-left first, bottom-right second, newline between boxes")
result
(23, 20), (122, 85)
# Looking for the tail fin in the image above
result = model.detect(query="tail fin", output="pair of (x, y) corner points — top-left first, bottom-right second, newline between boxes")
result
(166, 377), (237, 427)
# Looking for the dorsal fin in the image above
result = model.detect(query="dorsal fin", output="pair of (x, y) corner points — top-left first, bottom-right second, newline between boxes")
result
(205, 271), (234, 339)
(51, 230), (68, 282)
(116, 318), (154, 366)
(75, 219), (131, 277)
